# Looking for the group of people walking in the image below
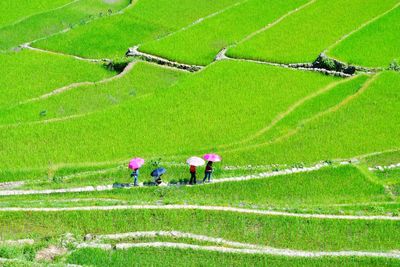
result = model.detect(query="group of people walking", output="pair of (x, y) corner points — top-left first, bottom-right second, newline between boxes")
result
(129, 154), (221, 186)
(189, 161), (214, 185)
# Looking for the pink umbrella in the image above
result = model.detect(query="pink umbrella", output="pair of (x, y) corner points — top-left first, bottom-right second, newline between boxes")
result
(203, 153), (221, 162)
(128, 157), (145, 170)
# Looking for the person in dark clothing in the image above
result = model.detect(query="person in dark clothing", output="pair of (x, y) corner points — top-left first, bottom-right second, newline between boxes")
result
(203, 161), (213, 183)
(154, 174), (163, 186)
(189, 165), (197, 185)
(130, 168), (139, 186)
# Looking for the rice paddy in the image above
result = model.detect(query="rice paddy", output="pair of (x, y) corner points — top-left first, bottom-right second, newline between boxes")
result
(1, 0), (399, 266)
(227, 0), (399, 64)
(327, 5), (400, 68)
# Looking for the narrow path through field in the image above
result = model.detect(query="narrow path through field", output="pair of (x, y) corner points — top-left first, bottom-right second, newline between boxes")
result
(0, 0), (81, 31)
(22, 0), (137, 50)
(155, 0), (249, 42)
(1, 93), (152, 129)
(298, 73), (378, 124)
(73, 230), (400, 259)
(19, 61), (135, 105)
(324, 2), (400, 54)
(1, 204), (399, 220)
(93, 230), (267, 249)
(21, 43), (107, 63)
(369, 162), (400, 172)
(225, 56), (351, 77)
(79, 241), (400, 259)
(220, 73), (377, 154)
(220, 77), (358, 149)
(316, 201), (399, 207)
(127, 46), (203, 72)
(0, 162), (330, 196)
(235, 0), (316, 45)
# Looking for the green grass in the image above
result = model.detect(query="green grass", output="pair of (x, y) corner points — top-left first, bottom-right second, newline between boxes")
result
(33, 0), (241, 59)
(0, 166), (391, 211)
(375, 169), (400, 186)
(0, 50), (115, 109)
(1, 1), (400, 265)
(0, 0), (72, 28)
(361, 150), (400, 167)
(328, 6), (400, 68)
(1, 209), (399, 251)
(247, 74), (370, 145)
(139, 0), (308, 65)
(0, 0), (130, 50)
(0, 61), (338, 170)
(67, 247), (400, 267)
(0, 62), (189, 125)
(0, 244), (43, 262)
(222, 71), (400, 165)
(227, 0), (399, 63)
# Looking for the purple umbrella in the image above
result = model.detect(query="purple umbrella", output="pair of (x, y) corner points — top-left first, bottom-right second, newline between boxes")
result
(203, 153), (221, 162)
(128, 157), (145, 170)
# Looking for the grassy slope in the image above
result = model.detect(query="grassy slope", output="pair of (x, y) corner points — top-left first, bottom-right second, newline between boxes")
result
(0, 0), (71, 28)
(139, 0), (308, 65)
(0, 50), (114, 109)
(0, 0), (130, 50)
(328, 6), (400, 68)
(227, 0), (399, 63)
(223, 71), (400, 165)
(0, 62), (189, 124)
(0, 61), (337, 169)
(0, 166), (390, 209)
(362, 151), (400, 167)
(1, 209), (399, 251)
(68, 247), (400, 267)
(244, 74), (369, 145)
(33, 0), (241, 59)
(375, 168), (400, 197)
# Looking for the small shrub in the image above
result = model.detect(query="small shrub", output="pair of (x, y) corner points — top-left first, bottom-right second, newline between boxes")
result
(154, 187), (171, 198)
(321, 57), (336, 70)
(52, 175), (64, 184)
(104, 59), (129, 73)
(389, 60), (400, 71)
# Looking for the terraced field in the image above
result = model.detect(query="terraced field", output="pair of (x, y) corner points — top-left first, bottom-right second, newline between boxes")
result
(0, 0), (399, 266)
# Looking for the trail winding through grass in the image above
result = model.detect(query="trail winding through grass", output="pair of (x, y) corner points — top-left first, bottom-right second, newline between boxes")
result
(79, 241), (400, 259)
(219, 73), (378, 154)
(72, 230), (400, 258)
(0, 0), (81, 31)
(0, 162), (330, 196)
(324, 1), (400, 55)
(220, 76), (359, 148)
(235, 0), (316, 45)
(19, 61), (136, 104)
(1, 204), (399, 220)
(22, 43), (107, 63)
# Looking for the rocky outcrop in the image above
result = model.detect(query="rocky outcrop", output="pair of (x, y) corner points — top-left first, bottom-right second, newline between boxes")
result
(313, 53), (356, 74)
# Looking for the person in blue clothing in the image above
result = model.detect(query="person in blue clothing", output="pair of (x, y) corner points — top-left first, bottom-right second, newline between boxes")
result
(131, 168), (139, 186)
(203, 161), (213, 183)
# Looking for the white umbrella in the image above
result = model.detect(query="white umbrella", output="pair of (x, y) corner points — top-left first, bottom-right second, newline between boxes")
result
(186, 156), (205, 166)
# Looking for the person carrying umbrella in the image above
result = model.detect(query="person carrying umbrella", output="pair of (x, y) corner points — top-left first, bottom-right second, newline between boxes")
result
(129, 158), (145, 186)
(151, 167), (166, 186)
(131, 168), (139, 186)
(202, 154), (221, 183)
(189, 165), (197, 185)
(186, 157), (205, 185)
(203, 161), (213, 183)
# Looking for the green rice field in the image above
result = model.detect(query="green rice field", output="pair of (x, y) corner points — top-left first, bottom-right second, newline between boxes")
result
(0, 0), (399, 266)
